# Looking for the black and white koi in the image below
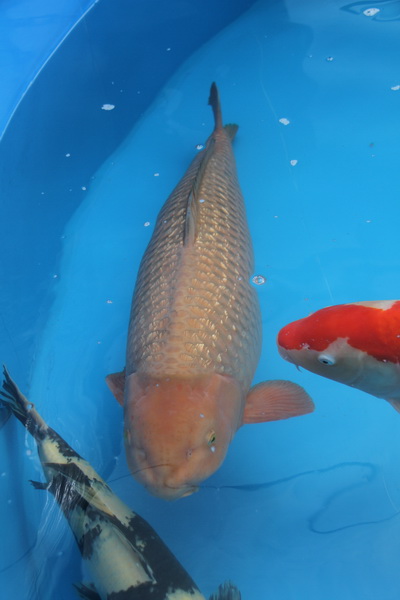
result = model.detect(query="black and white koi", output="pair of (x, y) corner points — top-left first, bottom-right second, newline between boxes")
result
(0, 367), (241, 600)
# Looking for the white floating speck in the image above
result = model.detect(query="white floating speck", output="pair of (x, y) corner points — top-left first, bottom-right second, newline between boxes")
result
(274, 215), (279, 219)
(365, 219), (372, 223)
(391, 85), (400, 91)
(279, 118), (290, 126)
(363, 8), (380, 16)
(196, 144), (204, 150)
(106, 299), (113, 304)
(210, 446), (216, 453)
(199, 198), (205, 203)
(290, 159), (298, 166)
(166, 47), (171, 51)
(81, 186), (87, 191)
(111, 81), (115, 85)
(326, 56), (334, 62)
(53, 274), (58, 279)
(41, 192), (45, 195)
(252, 274), (266, 285)
(65, 153), (71, 157)
(199, 413), (205, 418)
(144, 221), (150, 227)
(97, 341), (102, 345)
(154, 172), (160, 177)
(26, 449), (32, 456)
(101, 104), (115, 111)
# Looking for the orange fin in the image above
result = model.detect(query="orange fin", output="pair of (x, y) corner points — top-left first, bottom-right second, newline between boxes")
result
(242, 380), (314, 425)
(386, 398), (400, 413)
(105, 370), (125, 406)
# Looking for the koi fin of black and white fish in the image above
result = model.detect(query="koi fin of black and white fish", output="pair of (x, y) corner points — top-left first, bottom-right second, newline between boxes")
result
(209, 581), (242, 600)
(29, 480), (49, 491)
(74, 582), (101, 600)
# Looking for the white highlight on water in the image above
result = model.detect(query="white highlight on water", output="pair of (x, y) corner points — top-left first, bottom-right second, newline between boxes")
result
(363, 8), (380, 17)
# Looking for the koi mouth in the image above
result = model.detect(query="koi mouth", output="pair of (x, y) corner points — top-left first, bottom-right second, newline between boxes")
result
(131, 463), (171, 476)
(130, 463), (199, 498)
(277, 345), (296, 365)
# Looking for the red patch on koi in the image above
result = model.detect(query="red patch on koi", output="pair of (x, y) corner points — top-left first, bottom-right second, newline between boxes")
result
(278, 301), (400, 364)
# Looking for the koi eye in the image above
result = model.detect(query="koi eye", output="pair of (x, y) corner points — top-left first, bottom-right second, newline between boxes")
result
(207, 430), (216, 446)
(318, 354), (336, 366)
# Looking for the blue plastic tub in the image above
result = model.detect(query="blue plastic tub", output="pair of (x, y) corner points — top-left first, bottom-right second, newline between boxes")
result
(1, 1), (400, 598)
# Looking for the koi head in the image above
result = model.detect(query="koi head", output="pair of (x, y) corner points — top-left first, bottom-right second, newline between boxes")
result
(123, 372), (243, 500)
(278, 329), (365, 386)
(277, 301), (400, 401)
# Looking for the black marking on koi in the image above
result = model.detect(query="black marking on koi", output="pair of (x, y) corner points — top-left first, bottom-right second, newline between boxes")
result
(47, 426), (83, 459)
(79, 523), (103, 559)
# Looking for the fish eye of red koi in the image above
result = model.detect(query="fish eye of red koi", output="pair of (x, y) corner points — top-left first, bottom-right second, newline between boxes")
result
(317, 354), (336, 365)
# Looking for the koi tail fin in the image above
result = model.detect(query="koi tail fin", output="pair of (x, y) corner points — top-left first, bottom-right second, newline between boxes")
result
(208, 82), (239, 140)
(208, 82), (223, 130)
(0, 366), (31, 428)
(0, 365), (48, 438)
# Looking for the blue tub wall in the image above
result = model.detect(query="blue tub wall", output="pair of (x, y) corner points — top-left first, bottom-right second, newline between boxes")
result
(2, 0), (400, 599)
(0, 1), (257, 598)
(0, 0), (97, 138)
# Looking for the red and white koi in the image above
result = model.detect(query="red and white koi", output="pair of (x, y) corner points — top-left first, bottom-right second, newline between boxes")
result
(277, 300), (400, 411)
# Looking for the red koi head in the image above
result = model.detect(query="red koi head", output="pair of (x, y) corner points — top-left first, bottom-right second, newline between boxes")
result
(277, 301), (400, 408)
(123, 372), (243, 500)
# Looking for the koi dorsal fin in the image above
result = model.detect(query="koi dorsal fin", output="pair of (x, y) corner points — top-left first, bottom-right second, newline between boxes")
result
(183, 83), (238, 247)
(183, 138), (215, 246)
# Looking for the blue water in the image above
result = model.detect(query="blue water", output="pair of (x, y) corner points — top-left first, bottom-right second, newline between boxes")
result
(2, 0), (400, 598)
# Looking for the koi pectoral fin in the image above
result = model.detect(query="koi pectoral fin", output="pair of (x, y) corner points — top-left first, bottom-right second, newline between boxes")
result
(105, 370), (125, 406)
(242, 380), (315, 425)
